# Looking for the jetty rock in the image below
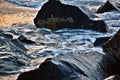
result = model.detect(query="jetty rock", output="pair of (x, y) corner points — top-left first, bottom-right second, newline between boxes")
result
(17, 51), (120, 80)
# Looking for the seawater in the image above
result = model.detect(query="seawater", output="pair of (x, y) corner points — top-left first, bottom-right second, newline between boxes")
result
(1, 0), (120, 74)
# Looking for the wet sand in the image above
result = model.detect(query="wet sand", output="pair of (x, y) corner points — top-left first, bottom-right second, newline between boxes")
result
(0, 74), (19, 80)
(0, 0), (38, 27)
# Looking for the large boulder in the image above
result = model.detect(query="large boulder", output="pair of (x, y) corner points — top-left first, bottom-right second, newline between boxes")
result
(103, 29), (120, 61)
(96, 0), (119, 13)
(34, 0), (108, 32)
(17, 51), (120, 80)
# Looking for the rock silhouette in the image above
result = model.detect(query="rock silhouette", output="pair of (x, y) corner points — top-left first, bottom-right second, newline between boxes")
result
(94, 37), (111, 46)
(96, 0), (118, 13)
(103, 29), (120, 61)
(34, 0), (108, 32)
(17, 51), (120, 80)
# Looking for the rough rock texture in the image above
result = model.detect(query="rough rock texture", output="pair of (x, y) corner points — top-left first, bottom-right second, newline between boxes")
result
(103, 29), (120, 61)
(34, 0), (108, 32)
(96, 0), (118, 13)
(94, 37), (111, 47)
(17, 51), (120, 80)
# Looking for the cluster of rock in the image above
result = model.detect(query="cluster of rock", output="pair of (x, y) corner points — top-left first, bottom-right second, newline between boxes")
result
(17, 50), (120, 80)
(16, 30), (120, 80)
(16, 0), (120, 80)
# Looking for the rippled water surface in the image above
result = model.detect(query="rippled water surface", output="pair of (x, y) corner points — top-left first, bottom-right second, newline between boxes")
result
(1, 0), (120, 74)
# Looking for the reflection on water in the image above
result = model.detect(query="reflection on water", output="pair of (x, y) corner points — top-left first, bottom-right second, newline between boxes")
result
(0, 0), (120, 74)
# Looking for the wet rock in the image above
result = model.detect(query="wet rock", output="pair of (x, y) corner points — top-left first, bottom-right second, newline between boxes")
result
(104, 74), (120, 80)
(0, 31), (30, 74)
(96, 0), (118, 13)
(34, 0), (108, 32)
(103, 29), (120, 61)
(77, 6), (98, 19)
(101, 53), (120, 77)
(16, 68), (41, 80)
(18, 35), (35, 44)
(17, 51), (120, 80)
(94, 37), (111, 47)
(12, 39), (27, 52)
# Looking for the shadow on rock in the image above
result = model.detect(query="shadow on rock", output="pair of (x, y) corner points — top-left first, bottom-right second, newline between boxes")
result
(16, 50), (120, 80)
(103, 29), (120, 62)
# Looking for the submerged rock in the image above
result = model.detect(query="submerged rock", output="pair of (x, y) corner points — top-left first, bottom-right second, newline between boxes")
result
(34, 0), (108, 32)
(96, 0), (119, 13)
(17, 51), (120, 80)
(103, 29), (120, 61)
(94, 37), (111, 47)
(18, 35), (35, 44)
(0, 31), (30, 74)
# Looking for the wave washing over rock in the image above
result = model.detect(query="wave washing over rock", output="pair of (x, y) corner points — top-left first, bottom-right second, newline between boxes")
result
(0, 0), (120, 78)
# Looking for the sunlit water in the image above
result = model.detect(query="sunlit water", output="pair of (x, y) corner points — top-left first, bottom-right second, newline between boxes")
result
(1, 0), (120, 74)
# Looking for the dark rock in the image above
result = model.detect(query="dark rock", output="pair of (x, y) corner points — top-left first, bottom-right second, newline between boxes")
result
(105, 74), (120, 80)
(94, 37), (111, 47)
(17, 51), (120, 80)
(18, 35), (35, 44)
(16, 68), (40, 80)
(34, 0), (108, 32)
(101, 53), (120, 77)
(103, 29), (120, 61)
(96, 0), (118, 13)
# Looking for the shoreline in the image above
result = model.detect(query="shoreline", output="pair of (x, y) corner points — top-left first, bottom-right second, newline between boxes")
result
(0, 0), (38, 27)
(0, 74), (19, 80)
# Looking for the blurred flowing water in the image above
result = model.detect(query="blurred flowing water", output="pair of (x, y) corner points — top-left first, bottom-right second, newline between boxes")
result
(0, 0), (120, 74)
